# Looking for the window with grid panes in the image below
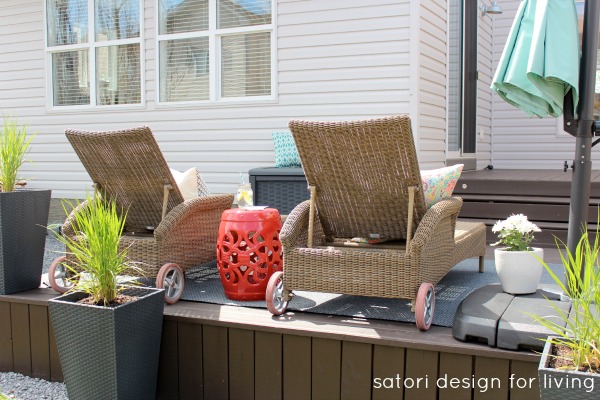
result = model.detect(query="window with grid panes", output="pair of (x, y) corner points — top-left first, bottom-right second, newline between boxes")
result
(46, 0), (142, 107)
(158, 0), (273, 103)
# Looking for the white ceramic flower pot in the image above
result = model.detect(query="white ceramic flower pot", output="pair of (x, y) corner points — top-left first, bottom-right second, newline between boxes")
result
(495, 247), (544, 294)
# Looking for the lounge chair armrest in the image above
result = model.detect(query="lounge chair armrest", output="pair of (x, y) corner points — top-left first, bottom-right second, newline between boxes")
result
(280, 200), (325, 248)
(409, 196), (463, 255)
(61, 199), (90, 237)
(280, 200), (311, 248)
(154, 194), (234, 239)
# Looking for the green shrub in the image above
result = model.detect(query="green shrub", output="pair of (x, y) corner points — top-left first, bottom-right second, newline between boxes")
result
(0, 116), (34, 192)
(528, 226), (600, 372)
(54, 193), (142, 306)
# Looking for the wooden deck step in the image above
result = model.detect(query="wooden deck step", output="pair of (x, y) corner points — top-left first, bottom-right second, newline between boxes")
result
(455, 169), (600, 247)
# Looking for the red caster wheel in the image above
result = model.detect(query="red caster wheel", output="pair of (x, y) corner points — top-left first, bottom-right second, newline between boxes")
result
(156, 263), (185, 304)
(266, 271), (289, 316)
(415, 282), (435, 331)
(48, 256), (74, 294)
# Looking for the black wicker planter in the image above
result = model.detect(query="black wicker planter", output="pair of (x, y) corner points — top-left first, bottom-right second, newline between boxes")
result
(0, 189), (51, 294)
(49, 286), (165, 400)
(538, 339), (600, 399)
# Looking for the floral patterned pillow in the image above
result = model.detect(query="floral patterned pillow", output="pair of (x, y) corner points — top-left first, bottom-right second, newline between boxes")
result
(273, 131), (301, 168)
(420, 164), (464, 208)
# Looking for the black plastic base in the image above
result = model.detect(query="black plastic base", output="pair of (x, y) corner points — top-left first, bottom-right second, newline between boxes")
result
(452, 284), (570, 351)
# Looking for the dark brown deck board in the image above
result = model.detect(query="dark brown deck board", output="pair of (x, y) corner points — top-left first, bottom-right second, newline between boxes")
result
(10, 303), (31, 376)
(509, 360), (540, 400)
(255, 331), (283, 400)
(228, 328), (254, 400)
(202, 325), (229, 400)
(177, 322), (203, 400)
(283, 335), (311, 400)
(48, 314), (63, 382)
(157, 320), (179, 400)
(456, 169), (600, 197)
(0, 301), (13, 372)
(404, 349), (438, 400)
(340, 341), (372, 400)
(312, 338), (341, 400)
(372, 345), (405, 400)
(29, 305), (50, 380)
(438, 352), (473, 400)
(474, 356), (509, 400)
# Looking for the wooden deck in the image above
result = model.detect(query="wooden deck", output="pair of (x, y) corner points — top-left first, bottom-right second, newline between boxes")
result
(455, 169), (600, 247)
(1, 287), (541, 400)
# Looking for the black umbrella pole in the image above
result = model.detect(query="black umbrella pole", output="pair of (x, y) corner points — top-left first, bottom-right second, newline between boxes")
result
(566, 0), (600, 292)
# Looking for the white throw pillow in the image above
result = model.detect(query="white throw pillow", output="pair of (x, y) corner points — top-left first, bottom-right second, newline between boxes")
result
(170, 167), (211, 201)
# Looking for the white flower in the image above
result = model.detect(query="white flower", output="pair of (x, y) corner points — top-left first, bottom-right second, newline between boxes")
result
(491, 214), (541, 251)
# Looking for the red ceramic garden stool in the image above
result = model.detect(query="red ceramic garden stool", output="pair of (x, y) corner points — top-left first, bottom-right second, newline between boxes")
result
(216, 208), (283, 300)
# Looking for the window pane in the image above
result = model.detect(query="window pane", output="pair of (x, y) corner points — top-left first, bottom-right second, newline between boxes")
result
(47, 0), (88, 46)
(159, 0), (209, 34)
(160, 38), (210, 102)
(96, 0), (140, 41)
(96, 44), (141, 105)
(218, 0), (271, 29)
(221, 32), (271, 97)
(52, 50), (90, 106)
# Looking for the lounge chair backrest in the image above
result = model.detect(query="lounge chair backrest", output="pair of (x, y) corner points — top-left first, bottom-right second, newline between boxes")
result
(65, 126), (184, 231)
(289, 115), (427, 241)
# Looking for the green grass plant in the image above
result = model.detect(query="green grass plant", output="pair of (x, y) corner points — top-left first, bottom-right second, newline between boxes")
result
(0, 391), (8, 400)
(54, 193), (142, 306)
(0, 116), (34, 192)
(528, 225), (600, 372)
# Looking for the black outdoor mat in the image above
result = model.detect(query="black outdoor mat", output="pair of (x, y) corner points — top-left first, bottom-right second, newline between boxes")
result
(176, 259), (563, 328)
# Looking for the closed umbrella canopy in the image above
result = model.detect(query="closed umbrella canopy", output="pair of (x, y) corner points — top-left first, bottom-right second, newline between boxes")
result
(491, 0), (579, 118)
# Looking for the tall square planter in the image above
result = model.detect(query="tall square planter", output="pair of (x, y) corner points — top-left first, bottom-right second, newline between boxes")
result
(538, 339), (600, 399)
(49, 286), (165, 400)
(0, 189), (51, 294)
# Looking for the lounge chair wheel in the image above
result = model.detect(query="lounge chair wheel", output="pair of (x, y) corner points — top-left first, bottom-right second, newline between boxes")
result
(48, 256), (74, 294)
(266, 271), (289, 315)
(415, 282), (435, 331)
(156, 263), (184, 304)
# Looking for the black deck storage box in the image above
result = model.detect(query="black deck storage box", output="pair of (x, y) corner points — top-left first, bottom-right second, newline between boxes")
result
(249, 167), (308, 214)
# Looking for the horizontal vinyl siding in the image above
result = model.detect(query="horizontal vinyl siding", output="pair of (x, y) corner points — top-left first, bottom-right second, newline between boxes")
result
(491, 0), (581, 170)
(1, 0), (413, 198)
(477, 5), (493, 169)
(418, 0), (446, 167)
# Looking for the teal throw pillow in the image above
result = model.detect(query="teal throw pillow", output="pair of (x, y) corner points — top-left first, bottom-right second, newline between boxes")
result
(273, 131), (301, 168)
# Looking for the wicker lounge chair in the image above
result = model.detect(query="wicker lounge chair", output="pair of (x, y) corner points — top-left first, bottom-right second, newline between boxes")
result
(48, 126), (233, 303)
(265, 115), (486, 330)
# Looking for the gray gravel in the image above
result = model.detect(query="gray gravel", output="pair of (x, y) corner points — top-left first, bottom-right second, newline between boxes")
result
(0, 234), (68, 399)
(0, 372), (67, 400)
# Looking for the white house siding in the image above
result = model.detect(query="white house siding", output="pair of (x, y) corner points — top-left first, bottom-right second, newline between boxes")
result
(490, 0), (584, 169)
(417, 0), (446, 168)
(0, 0), (418, 198)
(476, 10), (493, 169)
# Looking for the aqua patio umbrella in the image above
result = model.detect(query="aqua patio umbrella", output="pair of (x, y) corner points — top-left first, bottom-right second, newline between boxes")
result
(491, 0), (580, 118)
(492, 0), (600, 288)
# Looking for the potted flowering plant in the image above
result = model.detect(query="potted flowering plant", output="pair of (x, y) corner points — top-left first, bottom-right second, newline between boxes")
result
(491, 214), (543, 294)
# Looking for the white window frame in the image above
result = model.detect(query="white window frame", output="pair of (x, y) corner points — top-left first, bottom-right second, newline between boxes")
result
(44, 0), (145, 111)
(155, 0), (277, 106)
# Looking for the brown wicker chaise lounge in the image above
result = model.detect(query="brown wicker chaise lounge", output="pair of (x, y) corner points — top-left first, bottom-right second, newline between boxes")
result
(265, 115), (486, 330)
(48, 126), (233, 303)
